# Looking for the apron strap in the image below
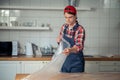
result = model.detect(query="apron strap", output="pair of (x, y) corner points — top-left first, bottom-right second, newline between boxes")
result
(63, 22), (80, 37)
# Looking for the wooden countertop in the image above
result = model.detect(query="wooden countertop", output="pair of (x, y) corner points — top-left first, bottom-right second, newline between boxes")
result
(0, 55), (52, 61)
(0, 55), (120, 61)
(16, 73), (120, 80)
(16, 74), (29, 80)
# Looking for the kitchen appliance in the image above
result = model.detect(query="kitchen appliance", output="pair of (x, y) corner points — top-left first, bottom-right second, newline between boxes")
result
(25, 42), (42, 56)
(0, 41), (19, 56)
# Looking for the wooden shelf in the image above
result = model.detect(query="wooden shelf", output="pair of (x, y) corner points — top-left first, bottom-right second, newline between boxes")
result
(0, 26), (50, 30)
(0, 6), (92, 11)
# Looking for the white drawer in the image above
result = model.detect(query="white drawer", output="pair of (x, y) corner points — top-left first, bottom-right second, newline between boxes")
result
(99, 65), (116, 72)
(99, 61), (116, 65)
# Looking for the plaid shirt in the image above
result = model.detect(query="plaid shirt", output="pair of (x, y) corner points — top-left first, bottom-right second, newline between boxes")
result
(59, 23), (85, 51)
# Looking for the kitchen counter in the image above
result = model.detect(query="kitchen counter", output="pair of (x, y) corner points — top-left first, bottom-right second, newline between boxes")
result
(16, 74), (29, 80)
(16, 73), (120, 80)
(0, 55), (51, 61)
(0, 55), (120, 61)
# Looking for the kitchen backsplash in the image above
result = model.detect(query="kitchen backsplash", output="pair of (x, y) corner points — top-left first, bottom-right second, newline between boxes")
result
(0, 0), (120, 56)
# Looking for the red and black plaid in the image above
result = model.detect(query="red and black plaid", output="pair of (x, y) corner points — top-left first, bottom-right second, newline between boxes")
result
(59, 24), (85, 51)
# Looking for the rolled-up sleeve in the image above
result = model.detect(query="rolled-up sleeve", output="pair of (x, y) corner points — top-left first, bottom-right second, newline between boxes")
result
(74, 26), (85, 51)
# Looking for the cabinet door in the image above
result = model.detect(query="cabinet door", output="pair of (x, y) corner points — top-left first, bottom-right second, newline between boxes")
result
(85, 61), (99, 73)
(21, 61), (49, 74)
(116, 61), (120, 72)
(41, 61), (50, 67)
(99, 61), (116, 72)
(0, 61), (21, 80)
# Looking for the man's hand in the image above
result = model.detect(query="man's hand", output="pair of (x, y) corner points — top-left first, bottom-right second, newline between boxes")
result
(62, 48), (71, 55)
(56, 36), (61, 45)
(62, 46), (78, 55)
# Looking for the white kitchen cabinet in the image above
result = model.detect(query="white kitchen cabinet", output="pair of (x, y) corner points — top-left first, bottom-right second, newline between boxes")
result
(0, 61), (21, 80)
(21, 61), (49, 74)
(85, 61), (99, 73)
(99, 61), (116, 72)
(85, 61), (120, 73)
(0, 60), (120, 80)
(116, 61), (120, 72)
(99, 61), (120, 72)
(0, 61), (49, 80)
(21, 61), (43, 74)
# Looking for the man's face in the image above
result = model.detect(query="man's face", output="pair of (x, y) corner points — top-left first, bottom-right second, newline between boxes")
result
(64, 13), (76, 25)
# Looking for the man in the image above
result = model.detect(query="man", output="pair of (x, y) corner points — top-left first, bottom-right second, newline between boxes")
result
(56, 5), (85, 73)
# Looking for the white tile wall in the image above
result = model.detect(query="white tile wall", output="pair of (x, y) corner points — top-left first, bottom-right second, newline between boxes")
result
(0, 30), (10, 41)
(0, 0), (120, 56)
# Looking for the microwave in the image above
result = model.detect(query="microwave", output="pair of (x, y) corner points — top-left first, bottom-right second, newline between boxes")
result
(0, 41), (18, 56)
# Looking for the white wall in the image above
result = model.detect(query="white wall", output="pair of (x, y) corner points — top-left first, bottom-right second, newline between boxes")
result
(0, 0), (120, 56)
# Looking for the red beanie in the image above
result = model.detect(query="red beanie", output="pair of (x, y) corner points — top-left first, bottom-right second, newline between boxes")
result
(64, 5), (77, 15)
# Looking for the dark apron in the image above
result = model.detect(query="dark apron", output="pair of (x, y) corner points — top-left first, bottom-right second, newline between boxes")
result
(61, 23), (85, 73)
